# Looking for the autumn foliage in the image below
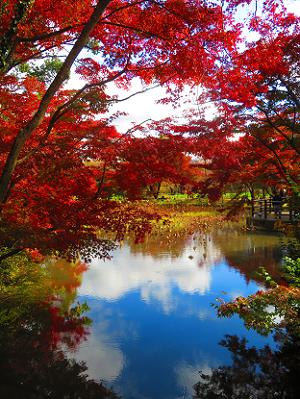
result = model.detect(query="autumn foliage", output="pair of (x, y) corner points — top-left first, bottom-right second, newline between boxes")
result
(0, 0), (299, 258)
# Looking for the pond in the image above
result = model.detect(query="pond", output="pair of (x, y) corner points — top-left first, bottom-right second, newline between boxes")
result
(0, 225), (286, 398)
(75, 227), (283, 399)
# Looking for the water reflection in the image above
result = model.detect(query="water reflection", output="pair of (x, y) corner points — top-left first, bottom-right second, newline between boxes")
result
(79, 234), (222, 307)
(79, 229), (281, 308)
(213, 229), (283, 283)
(176, 362), (212, 397)
(194, 331), (300, 399)
(75, 227), (284, 398)
(0, 255), (119, 398)
(74, 319), (125, 382)
(0, 226), (286, 399)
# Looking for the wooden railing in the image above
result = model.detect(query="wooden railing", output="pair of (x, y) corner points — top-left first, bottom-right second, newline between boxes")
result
(250, 198), (299, 222)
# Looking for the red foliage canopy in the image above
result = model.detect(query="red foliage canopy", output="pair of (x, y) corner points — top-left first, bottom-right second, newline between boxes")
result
(0, 0), (298, 257)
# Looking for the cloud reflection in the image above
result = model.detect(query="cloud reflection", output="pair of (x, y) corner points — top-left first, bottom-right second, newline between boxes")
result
(175, 361), (212, 397)
(79, 237), (222, 313)
(73, 324), (124, 382)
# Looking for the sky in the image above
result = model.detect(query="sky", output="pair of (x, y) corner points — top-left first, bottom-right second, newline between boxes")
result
(107, 80), (201, 133)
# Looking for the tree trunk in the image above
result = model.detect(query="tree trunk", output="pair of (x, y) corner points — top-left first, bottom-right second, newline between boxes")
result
(0, 0), (112, 204)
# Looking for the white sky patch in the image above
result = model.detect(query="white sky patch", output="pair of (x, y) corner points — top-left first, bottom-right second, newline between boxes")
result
(106, 79), (214, 133)
(67, 69), (216, 134)
(285, 0), (300, 15)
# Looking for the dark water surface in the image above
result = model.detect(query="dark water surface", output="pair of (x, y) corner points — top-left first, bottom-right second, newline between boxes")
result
(75, 228), (282, 399)
(0, 226), (286, 398)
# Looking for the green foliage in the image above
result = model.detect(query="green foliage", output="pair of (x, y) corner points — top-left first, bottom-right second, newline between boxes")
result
(283, 257), (300, 288)
(256, 266), (278, 287)
(216, 252), (300, 337)
(0, 0), (34, 71)
(18, 57), (65, 84)
(0, 249), (45, 299)
(197, 219), (300, 398)
(218, 287), (300, 336)
(0, 252), (118, 398)
(0, 251), (90, 327)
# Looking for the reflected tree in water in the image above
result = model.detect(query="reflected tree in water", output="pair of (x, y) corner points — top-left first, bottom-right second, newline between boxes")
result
(0, 254), (119, 398)
(195, 251), (300, 399)
(194, 331), (300, 399)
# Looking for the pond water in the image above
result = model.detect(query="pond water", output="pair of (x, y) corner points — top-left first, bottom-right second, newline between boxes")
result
(0, 225), (287, 398)
(73, 227), (283, 399)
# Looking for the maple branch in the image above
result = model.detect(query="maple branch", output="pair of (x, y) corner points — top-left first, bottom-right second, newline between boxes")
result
(48, 71), (127, 124)
(108, 83), (162, 104)
(108, 118), (152, 145)
(129, 59), (170, 74)
(119, 118), (152, 136)
(0, 0), (112, 204)
(100, 0), (147, 22)
(278, 76), (300, 110)
(257, 105), (300, 156)
(16, 75), (155, 170)
(250, 129), (298, 186)
(102, 21), (170, 41)
(59, 118), (152, 158)
(152, 0), (191, 24)
(94, 162), (107, 200)
(16, 24), (84, 43)
(291, 105), (297, 132)
(83, 118), (152, 172)
(17, 67), (130, 166)
(3, 42), (18, 74)
(7, 41), (75, 73)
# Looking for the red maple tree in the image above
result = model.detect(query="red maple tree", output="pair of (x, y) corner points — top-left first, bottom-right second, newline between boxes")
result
(0, 0), (298, 258)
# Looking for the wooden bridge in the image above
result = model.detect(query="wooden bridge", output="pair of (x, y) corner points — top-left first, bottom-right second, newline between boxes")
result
(247, 198), (299, 230)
